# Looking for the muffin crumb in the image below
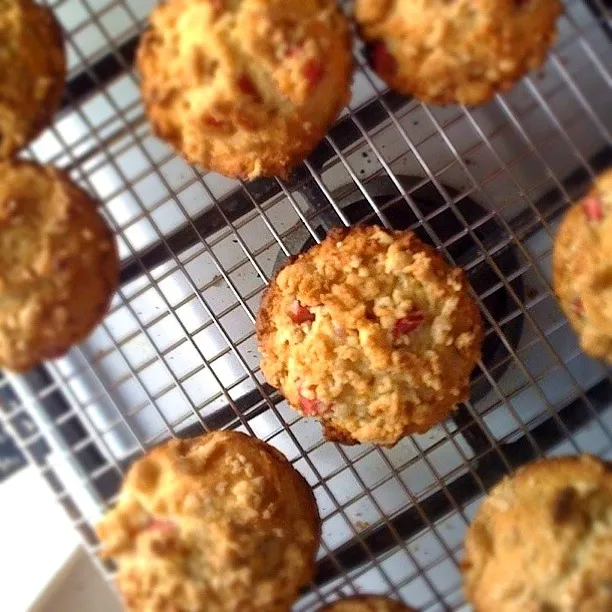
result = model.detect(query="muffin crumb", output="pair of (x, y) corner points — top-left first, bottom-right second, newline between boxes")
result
(0, 0), (66, 157)
(137, 0), (353, 179)
(355, 0), (562, 105)
(320, 596), (415, 612)
(96, 431), (320, 612)
(463, 455), (612, 612)
(553, 169), (612, 363)
(257, 225), (483, 446)
(0, 162), (118, 371)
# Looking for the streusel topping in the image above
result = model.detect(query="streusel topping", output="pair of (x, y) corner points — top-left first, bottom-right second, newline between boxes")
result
(96, 432), (320, 612)
(355, 0), (562, 105)
(463, 455), (612, 612)
(138, 0), (352, 178)
(257, 226), (483, 445)
(553, 169), (612, 362)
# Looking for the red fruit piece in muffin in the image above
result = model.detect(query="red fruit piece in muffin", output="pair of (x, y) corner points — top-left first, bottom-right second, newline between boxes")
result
(290, 300), (315, 324)
(371, 41), (397, 76)
(393, 309), (425, 337)
(299, 394), (330, 416)
(583, 195), (604, 222)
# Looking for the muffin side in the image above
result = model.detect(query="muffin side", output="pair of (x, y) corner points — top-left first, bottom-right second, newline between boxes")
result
(553, 169), (612, 363)
(137, 0), (353, 179)
(257, 225), (483, 446)
(96, 431), (321, 612)
(355, 0), (562, 105)
(0, 0), (66, 157)
(0, 162), (118, 371)
(319, 595), (416, 612)
(462, 455), (612, 612)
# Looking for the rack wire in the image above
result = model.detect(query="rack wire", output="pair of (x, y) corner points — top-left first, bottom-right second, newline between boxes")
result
(1, 0), (612, 609)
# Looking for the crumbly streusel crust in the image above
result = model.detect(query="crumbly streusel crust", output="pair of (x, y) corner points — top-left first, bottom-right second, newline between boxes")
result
(256, 226), (483, 446)
(462, 455), (612, 612)
(0, 162), (118, 372)
(96, 431), (321, 612)
(137, 0), (353, 179)
(553, 169), (612, 363)
(320, 596), (415, 612)
(0, 0), (66, 158)
(355, 0), (562, 105)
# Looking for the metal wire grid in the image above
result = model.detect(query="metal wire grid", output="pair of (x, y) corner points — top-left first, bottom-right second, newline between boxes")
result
(1, 0), (612, 609)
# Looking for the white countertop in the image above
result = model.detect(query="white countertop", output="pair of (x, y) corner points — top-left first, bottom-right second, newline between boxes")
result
(0, 467), (119, 612)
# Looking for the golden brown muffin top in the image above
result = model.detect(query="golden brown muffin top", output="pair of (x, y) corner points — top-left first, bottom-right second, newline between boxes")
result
(553, 169), (612, 362)
(320, 595), (416, 612)
(463, 455), (612, 612)
(0, 0), (66, 157)
(137, 0), (352, 179)
(0, 162), (117, 371)
(257, 226), (483, 446)
(355, 0), (562, 105)
(96, 431), (321, 612)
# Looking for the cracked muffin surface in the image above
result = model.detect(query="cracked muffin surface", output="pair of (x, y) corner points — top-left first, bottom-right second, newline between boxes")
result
(553, 169), (612, 363)
(96, 431), (320, 612)
(137, 0), (353, 179)
(462, 455), (612, 612)
(0, 162), (118, 372)
(355, 0), (562, 105)
(0, 0), (66, 158)
(320, 596), (415, 611)
(256, 226), (483, 446)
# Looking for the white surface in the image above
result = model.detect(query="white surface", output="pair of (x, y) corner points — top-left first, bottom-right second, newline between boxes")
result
(0, 467), (79, 612)
(33, 549), (121, 612)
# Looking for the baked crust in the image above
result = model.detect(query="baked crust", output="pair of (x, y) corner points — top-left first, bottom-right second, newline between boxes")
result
(463, 455), (612, 612)
(0, 161), (118, 371)
(355, 0), (562, 105)
(0, 0), (66, 158)
(257, 225), (483, 446)
(553, 169), (612, 363)
(320, 596), (415, 612)
(96, 431), (321, 612)
(137, 0), (353, 179)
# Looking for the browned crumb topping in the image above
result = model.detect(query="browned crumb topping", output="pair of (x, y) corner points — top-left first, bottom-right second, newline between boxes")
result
(137, 0), (352, 178)
(463, 455), (612, 612)
(355, 0), (562, 105)
(0, 162), (118, 371)
(96, 432), (320, 612)
(257, 226), (483, 445)
(553, 169), (612, 363)
(0, 0), (65, 157)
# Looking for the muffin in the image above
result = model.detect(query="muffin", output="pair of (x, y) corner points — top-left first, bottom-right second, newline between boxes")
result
(320, 596), (415, 612)
(137, 0), (353, 179)
(0, 162), (118, 371)
(553, 169), (612, 363)
(355, 0), (563, 105)
(256, 225), (483, 446)
(96, 431), (321, 612)
(462, 455), (612, 612)
(0, 0), (66, 158)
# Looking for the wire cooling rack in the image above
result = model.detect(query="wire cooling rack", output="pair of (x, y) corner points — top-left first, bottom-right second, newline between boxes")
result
(1, 0), (612, 610)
